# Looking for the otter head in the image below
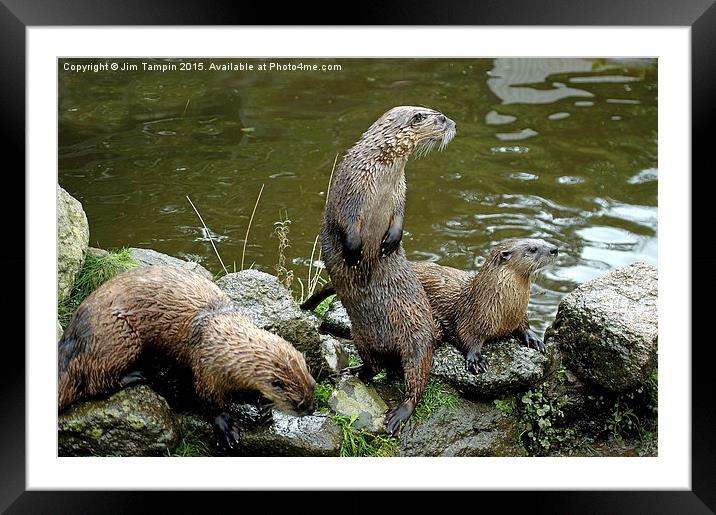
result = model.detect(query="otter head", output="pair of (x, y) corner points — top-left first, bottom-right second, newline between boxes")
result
(487, 238), (559, 277)
(258, 335), (317, 416)
(359, 105), (457, 163)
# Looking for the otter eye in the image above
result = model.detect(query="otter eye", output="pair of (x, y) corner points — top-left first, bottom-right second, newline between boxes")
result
(411, 112), (425, 123)
(529, 246), (538, 253)
(272, 379), (285, 389)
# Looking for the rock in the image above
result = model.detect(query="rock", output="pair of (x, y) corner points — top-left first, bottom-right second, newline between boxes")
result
(321, 300), (352, 338)
(544, 369), (596, 433)
(237, 410), (342, 456)
(87, 247), (108, 258)
(431, 339), (559, 398)
(328, 376), (389, 433)
(340, 339), (362, 365)
(215, 270), (329, 380)
(545, 262), (657, 391)
(58, 385), (177, 457)
(172, 413), (216, 456)
(320, 335), (350, 375)
(400, 394), (526, 457)
(129, 247), (213, 281)
(57, 186), (89, 301)
(57, 320), (64, 341)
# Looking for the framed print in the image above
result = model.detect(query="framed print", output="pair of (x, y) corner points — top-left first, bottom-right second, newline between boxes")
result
(4, 0), (713, 512)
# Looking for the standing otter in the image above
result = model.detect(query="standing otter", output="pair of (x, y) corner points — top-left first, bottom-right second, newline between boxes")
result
(321, 105), (456, 436)
(302, 238), (558, 373)
(58, 265), (316, 450)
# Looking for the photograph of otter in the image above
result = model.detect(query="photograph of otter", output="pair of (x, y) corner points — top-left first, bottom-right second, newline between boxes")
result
(57, 57), (657, 458)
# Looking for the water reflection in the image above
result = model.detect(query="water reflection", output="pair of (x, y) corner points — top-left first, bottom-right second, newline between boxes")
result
(58, 57), (657, 334)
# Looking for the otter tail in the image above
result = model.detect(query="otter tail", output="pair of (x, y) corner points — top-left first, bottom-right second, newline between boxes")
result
(57, 320), (89, 412)
(300, 283), (336, 311)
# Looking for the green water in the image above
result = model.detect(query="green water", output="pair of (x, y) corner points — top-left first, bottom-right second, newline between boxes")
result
(58, 58), (657, 334)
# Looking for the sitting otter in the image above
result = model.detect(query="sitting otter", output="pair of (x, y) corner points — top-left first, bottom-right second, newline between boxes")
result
(302, 238), (558, 374)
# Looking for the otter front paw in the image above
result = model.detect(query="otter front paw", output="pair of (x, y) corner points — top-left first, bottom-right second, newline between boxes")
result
(342, 230), (363, 268)
(119, 370), (146, 388)
(385, 401), (414, 437)
(213, 412), (244, 451)
(523, 328), (546, 353)
(466, 352), (489, 374)
(380, 225), (403, 258)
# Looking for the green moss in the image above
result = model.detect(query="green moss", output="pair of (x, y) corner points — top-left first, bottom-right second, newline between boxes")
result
(58, 248), (138, 328)
(332, 414), (399, 457)
(165, 424), (211, 457)
(165, 436), (211, 457)
(313, 294), (336, 317)
(510, 368), (576, 456)
(313, 381), (335, 413)
(413, 378), (458, 422)
(587, 368), (657, 445)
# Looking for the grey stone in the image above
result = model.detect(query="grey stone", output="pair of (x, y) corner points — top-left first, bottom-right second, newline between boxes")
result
(57, 186), (89, 301)
(320, 335), (350, 375)
(545, 261), (657, 391)
(57, 319), (64, 342)
(87, 247), (108, 258)
(321, 300), (352, 338)
(431, 339), (559, 398)
(58, 385), (177, 457)
(328, 376), (389, 433)
(129, 247), (213, 280)
(216, 270), (328, 380)
(400, 394), (526, 457)
(237, 410), (342, 456)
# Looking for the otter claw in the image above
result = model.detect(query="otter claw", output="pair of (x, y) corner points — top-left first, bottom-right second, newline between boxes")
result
(466, 353), (489, 374)
(380, 227), (402, 258)
(385, 402), (413, 437)
(213, 412), (243, 451)
(523, 328), (546, 353)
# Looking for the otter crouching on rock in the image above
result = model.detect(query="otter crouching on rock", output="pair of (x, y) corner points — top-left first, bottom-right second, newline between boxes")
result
(320, 105), (456, 436)
(302, 238), (558, 374)
(415, 238), (558, 373)
(58, 265), (316, 450)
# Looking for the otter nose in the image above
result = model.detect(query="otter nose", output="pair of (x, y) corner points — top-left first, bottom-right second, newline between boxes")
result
(550, 247), (559, 255)
(298, 395), (314, 414)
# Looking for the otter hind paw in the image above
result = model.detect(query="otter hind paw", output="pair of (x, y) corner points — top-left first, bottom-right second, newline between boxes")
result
(213, 412), (244, 451)
(385, 402), (413, 437)
(466, 352), (489, 374)
(524, 328), (546, 353)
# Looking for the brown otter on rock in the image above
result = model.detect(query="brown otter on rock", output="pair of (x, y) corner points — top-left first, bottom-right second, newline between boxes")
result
(303, 238), (558, 374)
(58, 265), (316, 450)
(415, 238), (558, 373)
(320, 105), (456, 436)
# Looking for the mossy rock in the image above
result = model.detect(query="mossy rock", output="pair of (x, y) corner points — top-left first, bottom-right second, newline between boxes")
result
(58, 386), (177, 456)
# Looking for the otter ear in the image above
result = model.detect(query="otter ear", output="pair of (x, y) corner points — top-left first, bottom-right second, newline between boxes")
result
(272, 379), (285, 389)
(499, 250), (512, 262)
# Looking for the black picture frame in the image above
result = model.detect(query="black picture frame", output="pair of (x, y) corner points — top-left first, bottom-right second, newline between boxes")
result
(4, 0), (712, 512)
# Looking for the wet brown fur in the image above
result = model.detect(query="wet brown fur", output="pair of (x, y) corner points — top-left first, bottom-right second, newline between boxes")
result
(320, 105), (456, 435)
(58, 265), (316, 414)
(303, 238), (558, 373)
(415, 238), (558, 371)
